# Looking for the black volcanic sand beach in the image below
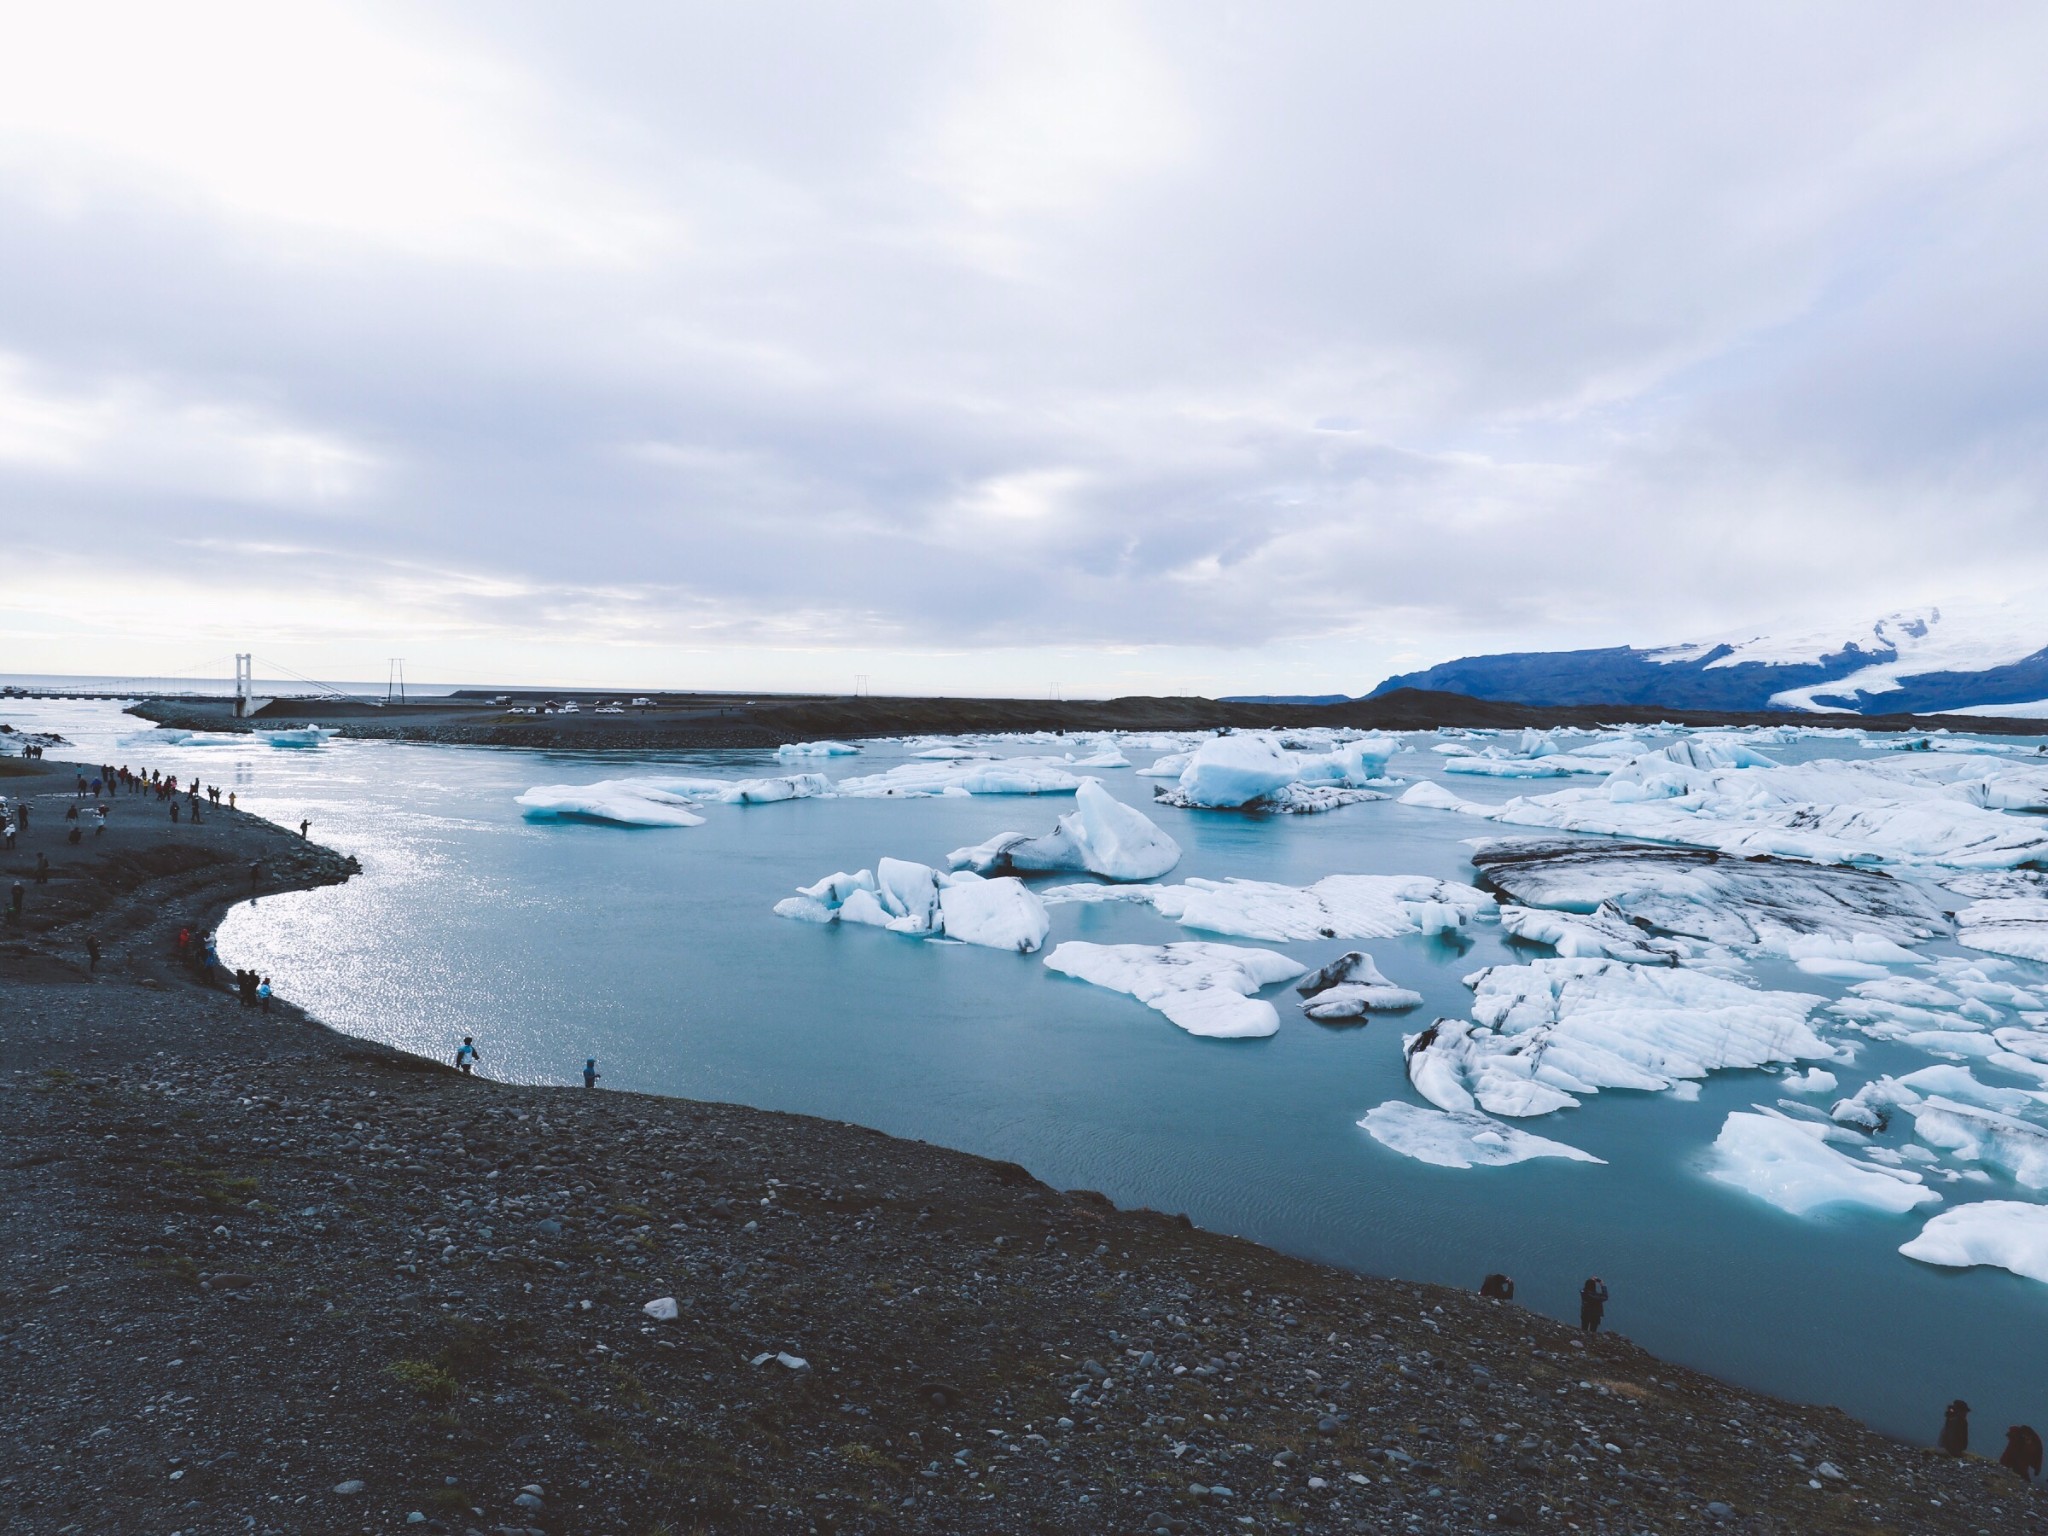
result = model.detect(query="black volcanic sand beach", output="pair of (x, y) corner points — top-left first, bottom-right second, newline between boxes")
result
(124, 686), (2048, 753)
(2, 755), (2044, 1535)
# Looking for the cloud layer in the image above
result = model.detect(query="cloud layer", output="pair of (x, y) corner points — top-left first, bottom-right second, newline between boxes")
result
(3, 2), (2047, 692)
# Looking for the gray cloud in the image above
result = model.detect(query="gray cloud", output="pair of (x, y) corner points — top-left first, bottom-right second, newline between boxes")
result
(3, 2), (2047, 690)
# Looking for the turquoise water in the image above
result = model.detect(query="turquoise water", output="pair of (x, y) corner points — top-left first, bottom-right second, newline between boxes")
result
(12, 698), (2048, 1443)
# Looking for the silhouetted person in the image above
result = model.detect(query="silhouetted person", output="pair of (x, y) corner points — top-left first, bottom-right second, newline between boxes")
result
(86, 935), (100, 972)
(1940, 1399), (1971, 1457)
(300, 818), (310, 837)
(455, 1036), (478, 1075)
(1479, 1273), (1515, 1300)
(2002, 1424), (2042, 1481)
(583, 1058), (601, 1089)
(1579, 1276), (1608, 1333)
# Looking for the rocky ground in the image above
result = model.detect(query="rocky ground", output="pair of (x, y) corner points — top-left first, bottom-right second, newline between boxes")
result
(3, 756), (2044, 1535)
(120, 688), (2048, 753)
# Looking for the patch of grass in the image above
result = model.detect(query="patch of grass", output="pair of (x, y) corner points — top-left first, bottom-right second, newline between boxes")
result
(34, 1067), (77, 1092)
(838, 1442), (904, 1474)
(386, 1359), (460, 1402)
(425, 1487), (473, 1510)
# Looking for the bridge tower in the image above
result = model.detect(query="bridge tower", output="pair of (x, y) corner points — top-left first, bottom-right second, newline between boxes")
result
(233, 654), (253, 717)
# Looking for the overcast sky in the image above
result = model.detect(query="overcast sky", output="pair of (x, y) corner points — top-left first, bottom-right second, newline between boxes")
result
(3, 3), (2046, 695)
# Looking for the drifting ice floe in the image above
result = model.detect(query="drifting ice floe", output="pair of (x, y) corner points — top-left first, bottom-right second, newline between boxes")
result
(1040, 874), (1488, 944)
(518, 773), (829, 825)
(1044, 941), (1307, 1038)
(1708, 1108), (1938, 1216)
(1901, 1202), (2048, 1284)
(1403, 959), (1828, 1119)
(1358, 1102), (1603, 1169)
(1149, 731), (1391, 813)
(1439, 729), (1657, 779)
(775, 862), (1050, 953)
(775, 740), (861, 760)
(1407, 752), (2048, 868)
(1295, 951), (1423, 1020)
(1498, 905), (1687, 965)
(1469, 838), (1951, 952)
(947, 780), (1181, 882)
(517, 780), (709, 827)
(1956, 896), (2048, 964)
(832, 757), (1085, 798)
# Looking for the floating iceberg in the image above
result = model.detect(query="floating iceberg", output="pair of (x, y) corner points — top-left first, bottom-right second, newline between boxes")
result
(947, 780), (1181, 882)
(832, 757), (1085, 798)
(1957, 896), (2048, 964)
(1040, 873), (1490, 943)
(1901, 1202), (2048, 1284)
(1403, 959), (1828, 1119)
(1498, 904), (1686, 965)
(1708, 1108), (1939, 1216)
(1043, 941), (1307, 1038)
(1407, 754), (2048, 868)
(256, 725), (333, 747)
(1151, 731), (1389, 813)
(1294, 951), (1424, 1020)
(776, 740), (861, 760)
(1358, 1102), (1603, 1170)
(517, 780), (708, 827)
(775, 861), (1049, 952)
(1469, 838), (1951, 952)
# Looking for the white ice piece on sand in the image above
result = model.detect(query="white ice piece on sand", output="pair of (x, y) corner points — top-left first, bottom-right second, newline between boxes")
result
(1901, 1202), (2048, 1284)
(1295, 951), (1424, 1020)
(1044, 941), (1307, 1038)
(1358, 1102), (1604, 1170)
(643, 1296), (679, 1321)
(1707, 1108), (1938, 1216)
(517, 780), (707, 828)
(946, 780), (1181, 882)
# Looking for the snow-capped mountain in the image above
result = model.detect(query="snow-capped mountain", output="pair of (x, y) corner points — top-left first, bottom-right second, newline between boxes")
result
(1369, 603), (2048, 716)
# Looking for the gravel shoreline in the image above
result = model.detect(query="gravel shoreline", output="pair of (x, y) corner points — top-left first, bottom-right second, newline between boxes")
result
(3, 756), (2043, 1534)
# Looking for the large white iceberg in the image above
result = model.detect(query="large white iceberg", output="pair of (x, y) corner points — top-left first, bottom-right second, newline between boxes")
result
(947, 780), (1181, 882)
(936, 873), (1053, 953)
(1498, 904), (1686, 965)
(1957, 895), (2048, 963)
(1901, 1202), (2048, 1284)
(1402, 959), (1828, 1118)
(1043, 941), (1307, 1038)
(1359, 1102), (1603, 1169)
(1150, 731), (1389, 813)
(1708, 1108), (1939, 1216)
(775, 740), (861, 760)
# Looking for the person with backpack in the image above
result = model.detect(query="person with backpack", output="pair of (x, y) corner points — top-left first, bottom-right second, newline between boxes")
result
(2001, 1424), (2042, 1481)
(1579, 1276), (1609, 1333)
(455, 1037), (479, 1075)
(1939, 1400), (1971, 1457)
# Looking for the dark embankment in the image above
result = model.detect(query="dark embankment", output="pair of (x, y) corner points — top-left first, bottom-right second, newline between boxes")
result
(125, 686), (2048, 751)
(2, 757), (2042, 1534)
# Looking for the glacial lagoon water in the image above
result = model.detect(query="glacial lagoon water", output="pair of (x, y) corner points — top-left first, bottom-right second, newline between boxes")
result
(11, 697), (2048, 1442)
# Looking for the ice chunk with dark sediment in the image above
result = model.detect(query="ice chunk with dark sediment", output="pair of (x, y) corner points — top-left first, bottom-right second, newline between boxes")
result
(1043, 941), (1307, 1038)
(1150, 731), (1388, 813)
(1294, 951), (1424, 1019)
(775, 862), (1049, 952)
(1956, 895), (2048, 964)
(1497, 904), (1686, 964)
(1402, 959), (1828, 1118)
(1358, 1101), (1604, 1169)
(1467, 838), (1951, 953)
(946, 780), (1181, 882)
